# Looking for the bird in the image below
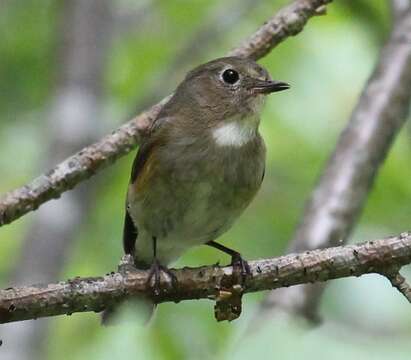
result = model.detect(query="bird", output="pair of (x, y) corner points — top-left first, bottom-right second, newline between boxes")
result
(106, 56), (289, 322)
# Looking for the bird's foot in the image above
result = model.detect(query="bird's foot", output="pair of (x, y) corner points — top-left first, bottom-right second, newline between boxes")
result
(230, 252), (251, 283)
(147, 259), (177, 296)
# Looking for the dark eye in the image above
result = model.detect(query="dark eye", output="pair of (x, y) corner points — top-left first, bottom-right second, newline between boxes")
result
(222, 69), (239, 84)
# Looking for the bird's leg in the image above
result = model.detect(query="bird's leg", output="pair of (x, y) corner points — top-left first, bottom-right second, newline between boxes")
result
(147, 236), (177, 296)
(206, 240), (251, 280)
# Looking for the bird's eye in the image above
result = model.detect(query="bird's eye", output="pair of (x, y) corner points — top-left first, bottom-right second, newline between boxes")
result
(222, 69), (239, 84)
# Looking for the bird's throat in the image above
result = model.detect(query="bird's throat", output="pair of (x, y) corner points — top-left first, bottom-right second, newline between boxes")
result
(212, 117), (258, 147)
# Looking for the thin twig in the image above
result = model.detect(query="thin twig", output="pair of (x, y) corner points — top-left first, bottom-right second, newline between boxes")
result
(257, 1), (411, 322)
(0, 231), (410, 324)
(0, 0), (332, 227)
(383, 269), (411, 303)
(134, 0), (264, 112)
(229, 0), (331, 59)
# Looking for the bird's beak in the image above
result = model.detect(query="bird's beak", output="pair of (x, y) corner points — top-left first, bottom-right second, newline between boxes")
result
(251, 80), (290, 94)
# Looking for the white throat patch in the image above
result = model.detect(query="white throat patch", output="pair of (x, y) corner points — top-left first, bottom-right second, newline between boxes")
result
(212, 121), (256, 147)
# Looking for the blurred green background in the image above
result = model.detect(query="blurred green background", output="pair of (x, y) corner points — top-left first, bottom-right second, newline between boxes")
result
(1, 0), (411, 359)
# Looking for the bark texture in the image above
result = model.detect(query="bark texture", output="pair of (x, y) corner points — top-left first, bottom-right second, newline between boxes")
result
(0, 232), (410, 324)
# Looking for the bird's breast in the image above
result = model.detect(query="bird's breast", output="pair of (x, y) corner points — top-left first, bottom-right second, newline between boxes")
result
(128, 129), (266, 264)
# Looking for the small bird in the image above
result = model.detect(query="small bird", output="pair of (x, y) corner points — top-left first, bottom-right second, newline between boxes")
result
(124, 56), (289, 295)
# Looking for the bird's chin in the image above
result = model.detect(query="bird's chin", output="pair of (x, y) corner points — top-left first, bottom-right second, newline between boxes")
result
(248, 94), (266, 115)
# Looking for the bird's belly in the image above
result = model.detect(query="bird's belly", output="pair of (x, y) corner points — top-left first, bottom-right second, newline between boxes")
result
(129, 137), (265, 266)
(132, 175), (259, 265)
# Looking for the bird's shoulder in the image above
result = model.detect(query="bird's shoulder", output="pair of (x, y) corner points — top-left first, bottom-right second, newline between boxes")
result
(129, 113), (176, 190)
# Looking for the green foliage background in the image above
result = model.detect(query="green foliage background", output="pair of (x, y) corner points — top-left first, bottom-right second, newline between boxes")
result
(1, 0), (411, 359)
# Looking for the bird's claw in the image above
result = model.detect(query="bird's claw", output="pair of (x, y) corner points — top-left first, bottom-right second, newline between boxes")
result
(231, 253), (251, 283)
(147, 260), (177, 296)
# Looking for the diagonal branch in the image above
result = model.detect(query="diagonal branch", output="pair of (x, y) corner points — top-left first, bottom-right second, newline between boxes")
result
(0, 231), (410, 324)
(384, 269), (411, 302)
(257, 1), (411, 322)
(0, 0), (332, 227)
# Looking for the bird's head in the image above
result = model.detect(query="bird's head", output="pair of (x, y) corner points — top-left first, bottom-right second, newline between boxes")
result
(175, 56), (289, 121)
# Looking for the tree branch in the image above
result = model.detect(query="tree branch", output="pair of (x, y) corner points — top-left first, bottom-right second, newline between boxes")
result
(257, 0), (411, 322)
(0, 231), (410, 324)
(384, 269), (411, 302)
(0, 0), (332, 227)
(134, 0), (265, 113)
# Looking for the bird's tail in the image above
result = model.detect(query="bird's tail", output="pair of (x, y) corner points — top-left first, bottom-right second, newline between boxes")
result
(101, 299), (156, 326)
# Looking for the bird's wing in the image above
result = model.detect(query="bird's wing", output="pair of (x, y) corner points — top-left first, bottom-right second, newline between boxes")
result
(122, 207), (138, 255)
(123, 139), (156, 255)
(122, 115), (172, 256)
